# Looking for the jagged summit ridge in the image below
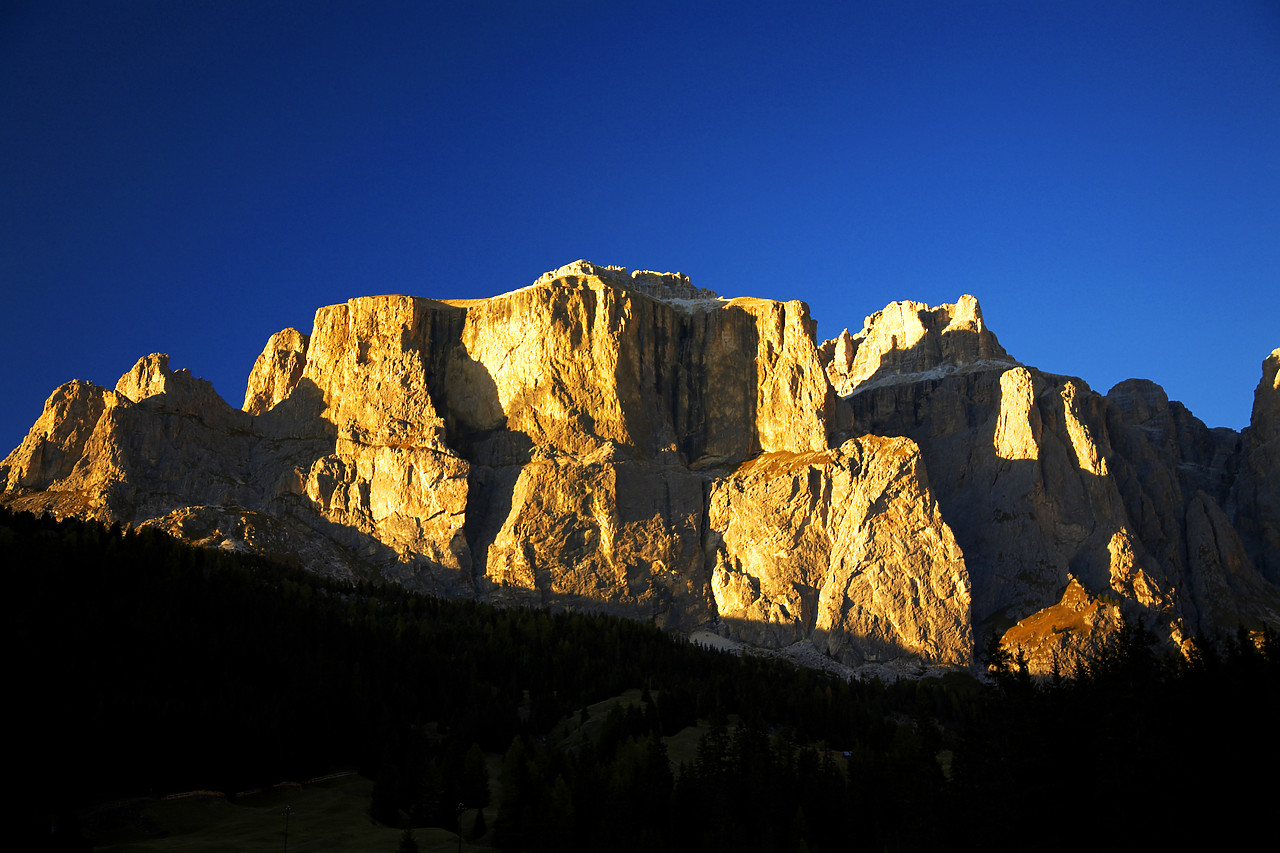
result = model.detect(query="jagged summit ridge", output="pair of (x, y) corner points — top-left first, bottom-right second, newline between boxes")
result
(819, 294), (1017, 397)
(532, 260), (722, 303)
(2, 261), (1277, 676)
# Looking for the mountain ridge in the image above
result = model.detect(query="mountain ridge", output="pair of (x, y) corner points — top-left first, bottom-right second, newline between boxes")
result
(4, 261), (1277, 674)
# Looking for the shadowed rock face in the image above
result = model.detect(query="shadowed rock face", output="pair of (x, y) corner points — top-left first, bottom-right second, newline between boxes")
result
(3, 262), (1277, 673)
(830, 309), (1280, 673)
(1233, 350), (1280, 586)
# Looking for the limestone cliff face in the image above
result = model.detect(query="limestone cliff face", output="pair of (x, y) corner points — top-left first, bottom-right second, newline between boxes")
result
(2, 355), (256, 523)
(818, 295), (1015, 396)
(834, 303), (1280, 671)
(1233, 349), (1280, 585)
(707, 436), (971, 666)
(243, 328), (309, 416)
(3, 264), (1276, 674)
(2, 379), (118, 517)
(0, 264), (935, 665)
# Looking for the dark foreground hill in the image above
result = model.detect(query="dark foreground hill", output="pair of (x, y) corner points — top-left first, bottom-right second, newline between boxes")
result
(9, 508), (1278, 851)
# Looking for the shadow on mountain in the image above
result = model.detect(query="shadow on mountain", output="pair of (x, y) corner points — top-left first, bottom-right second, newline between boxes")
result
(252, 377), (336, 440)
(845, 340), (1118, 639)
(864, 323), (1007, 386)
(669, 303), (762, 467)
(843, 331), (1280, 661)
(438, 346), (535, 586)
(716, 615), (930, 668)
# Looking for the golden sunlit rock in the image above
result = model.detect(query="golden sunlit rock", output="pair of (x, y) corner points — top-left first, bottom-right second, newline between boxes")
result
(2, 263), (1277, 674)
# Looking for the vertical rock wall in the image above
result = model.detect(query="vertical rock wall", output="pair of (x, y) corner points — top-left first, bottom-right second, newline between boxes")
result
(835, 306), (1280, 671)
(4, 264), (1276, 672)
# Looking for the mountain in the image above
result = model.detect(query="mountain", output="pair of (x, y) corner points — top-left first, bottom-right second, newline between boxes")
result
(4, 260), (1277, 673)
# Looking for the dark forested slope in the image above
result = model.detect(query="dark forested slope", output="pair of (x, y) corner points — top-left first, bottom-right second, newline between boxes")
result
(8, 508), (1277, 851)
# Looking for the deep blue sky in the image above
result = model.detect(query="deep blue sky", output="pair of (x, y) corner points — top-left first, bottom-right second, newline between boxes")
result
(3, 1), (1278, 456)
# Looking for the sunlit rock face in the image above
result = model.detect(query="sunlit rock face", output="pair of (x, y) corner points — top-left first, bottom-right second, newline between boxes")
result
(998, 578), (1124, 673)
(818, 295), (1016, 397)
(3, 264), (1277, 673)
(707, 436), (972, 666)
(243, 328), (309, 416)
(1, 354), (256, 524)
(0, 263), (933, 664)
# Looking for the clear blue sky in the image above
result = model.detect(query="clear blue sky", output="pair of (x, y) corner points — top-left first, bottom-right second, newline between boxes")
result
(3, 0), (1278, 456)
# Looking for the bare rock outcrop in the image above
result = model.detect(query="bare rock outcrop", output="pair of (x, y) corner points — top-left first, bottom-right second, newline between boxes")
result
(848, 364), (1136, 631)
(842, 298), (1280, 669)
(0, 264), (887, 658)
(1, 355), (255, 524)
(3, 266), (1276, 674)
(531, 260), (721, 302)
(999, 578), (1124, 674)
(1232, 349), (1280, 585)
(446, 272), (835, 614)
(243, 328), (309, 416)
(1, 380), (118, 516)
(479, 453), (709, 628)
(819, 295), (1015, 396)
(1102, 377), (1277, 639)
(707, 436), (972, 666)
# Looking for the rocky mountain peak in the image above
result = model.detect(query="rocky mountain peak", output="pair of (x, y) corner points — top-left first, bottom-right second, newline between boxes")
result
(243, 328), (310, 416)
(1250, 348), (1280, 441)
(3, 264), (1277, 677)
(532, 260), (721, 302)
(818, 294), (1016, 396)
(115, 353), (241, 430)
(115, 353), (212, 404)
(1234, 348), (1280, 585)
